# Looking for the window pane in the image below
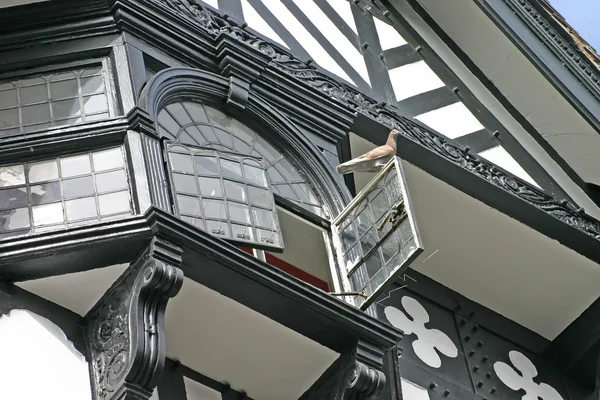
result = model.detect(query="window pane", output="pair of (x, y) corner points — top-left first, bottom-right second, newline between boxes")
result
(170, 153), (194, 174)
(205, 106), (229, 129)
(178, 195), (201, 216)
(80, 75), (104, 95)
(66, 197), (97, 221)
(63, 176), (95, 198)
(232, 224), (253, 241)
(32, 202), (64, 226)
(0, 166), (25, 187)
(0, 208), (30, 231)
(52, 98), (81, 120)
(252, 207), (274, 229)
(96, 170), (128, 193)
(173, 173), (198, 195)
(0, 89), (17, 109)
(0, 187), (28, 209)
(228, 202), (251, 224)
(20, 84), (48, 105)
(22, 104), (50, 125)
(195, 156), (220, 175)
(257, 229), (279, 246)
(224, 180), (246, 203)
(167, 103), (193, 126)
(198, 177), (222, 198)
(202, 199), (226, 219)
(248, 186), (271, 208)
(60, 154), (91, 177)
(28, 160), (59, 183)
(0, 108), (19, 130)
(220, 159), (243, 181)
(92, 147), (123, 172)
(158, 111), (180, 136)
(30, 182), (61, 206)
(82, 94), (108, 114)
(98, 191), (130, 215)
(206, 220), (229, 237)
(244, 163), (267, 187)
(50, 79), (79, 100)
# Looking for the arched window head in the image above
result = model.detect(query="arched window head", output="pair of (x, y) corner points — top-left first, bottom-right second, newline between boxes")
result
(157, 102), (324, 217)
(0, 309), (92, 400)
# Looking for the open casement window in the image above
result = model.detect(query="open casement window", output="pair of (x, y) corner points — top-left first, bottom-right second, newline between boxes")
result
(165, 141), (284, 252)
(331, 157), (423, 309)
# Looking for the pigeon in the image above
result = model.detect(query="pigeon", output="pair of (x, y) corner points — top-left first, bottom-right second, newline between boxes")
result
(336, 129), (401, 175)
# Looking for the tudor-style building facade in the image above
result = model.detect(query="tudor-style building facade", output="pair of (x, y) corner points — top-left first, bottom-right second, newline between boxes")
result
(1, 1), (600, 400)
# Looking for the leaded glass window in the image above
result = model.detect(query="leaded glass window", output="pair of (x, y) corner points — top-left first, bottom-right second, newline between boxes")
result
(157, 102), (323, 217)
(0, 66), (110, 136)
(0, 147), (133, 238)
(166, 142), (284, 251)
(332, 157), (423, 309)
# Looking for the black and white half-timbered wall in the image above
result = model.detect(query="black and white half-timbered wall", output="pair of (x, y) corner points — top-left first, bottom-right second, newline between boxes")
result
(1, 0), (600, 399)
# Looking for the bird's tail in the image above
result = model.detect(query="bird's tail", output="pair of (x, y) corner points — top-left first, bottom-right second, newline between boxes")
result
(336, 157), (364, 175)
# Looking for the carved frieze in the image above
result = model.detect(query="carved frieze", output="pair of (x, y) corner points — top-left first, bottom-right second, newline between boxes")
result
(145, 0), (600, 247)
(85, 238), (184, 400)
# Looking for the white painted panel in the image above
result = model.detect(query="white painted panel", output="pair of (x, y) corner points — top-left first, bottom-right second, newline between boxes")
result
(415, 102), (484, 139)
(265, 0), (354, 84)
(374, 18), (408, 50)
(389, 61), (445, 101)
(326, 0), (357, 33)
(18, 263), (129, 316)
(0, 310), (92, 400)
(292, 0), (370, 84)
(479, 146), (538, 187)
(242, 0), (288, 48)
(184, 377), (221, 400)
(200, 0), (218, 8)
(401, 379), (430, 400)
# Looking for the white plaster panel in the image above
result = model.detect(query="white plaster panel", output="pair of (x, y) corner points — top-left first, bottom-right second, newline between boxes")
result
(18, 263), (129, 316)
(389, 60), (445, 101)
(374, 18), (408, 50)
(0, 310), (92, 400)
(241, 0), (288, 48)
(415, 102), (484, 139)
(183, 377), (221, 400)
(326, 0), (357, 33)
(479, 146), (538, 186)
(264, 0), (354, 84)
(401, 379), (431, 400)
(292, 0), (370, 84)
(388, 0), (600, 219)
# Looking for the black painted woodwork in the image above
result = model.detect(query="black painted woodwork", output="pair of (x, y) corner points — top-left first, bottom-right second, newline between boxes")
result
(376, 270), (594, 400)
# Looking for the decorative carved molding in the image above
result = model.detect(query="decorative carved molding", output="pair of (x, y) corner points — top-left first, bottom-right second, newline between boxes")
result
(145, 0), (600, 246)
(301, 340), (387, 400)
(501, 0), (600, 102)
(85, 238), (184, 400)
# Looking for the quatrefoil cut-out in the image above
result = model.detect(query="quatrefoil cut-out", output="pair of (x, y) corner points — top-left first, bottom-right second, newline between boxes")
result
(384, 296), (458, 368)
(494, 350), (564, 400)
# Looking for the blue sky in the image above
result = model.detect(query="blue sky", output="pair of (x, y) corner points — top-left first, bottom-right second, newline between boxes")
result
(549, 0), (600, 51)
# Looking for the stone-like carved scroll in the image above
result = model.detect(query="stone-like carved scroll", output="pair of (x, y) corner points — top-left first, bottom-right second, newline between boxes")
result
(85, 238), (184, 400)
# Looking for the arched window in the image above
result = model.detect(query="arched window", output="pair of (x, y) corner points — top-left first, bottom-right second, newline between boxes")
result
(156, 102), (323, 217)
(0, 309), (92, 400)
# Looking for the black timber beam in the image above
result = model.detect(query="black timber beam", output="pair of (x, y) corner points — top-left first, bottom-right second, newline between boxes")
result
(454, 129), (498, 154)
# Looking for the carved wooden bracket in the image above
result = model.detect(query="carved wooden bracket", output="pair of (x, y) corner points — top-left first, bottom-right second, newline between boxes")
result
(85, 237), (184, 400)
(301, 340), (388, 400)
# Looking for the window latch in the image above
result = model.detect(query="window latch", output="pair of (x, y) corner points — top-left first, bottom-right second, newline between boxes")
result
(377, 198), (407, 232)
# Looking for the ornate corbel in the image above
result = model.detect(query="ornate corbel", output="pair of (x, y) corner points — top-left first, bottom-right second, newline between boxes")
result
(85, 237), (184, 400)
(301, 340), (387, 400)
